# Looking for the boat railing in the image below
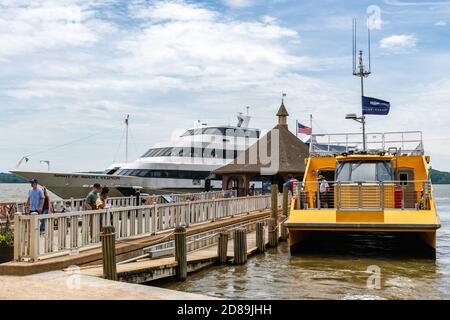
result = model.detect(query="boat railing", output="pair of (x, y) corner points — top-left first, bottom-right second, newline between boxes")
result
(309, 131), (424, 157)
(292, 180), (432, 211)
(13, 193), (276, 262)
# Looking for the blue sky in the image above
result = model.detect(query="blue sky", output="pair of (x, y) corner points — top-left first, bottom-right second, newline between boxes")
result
(1, 0), (450, 172)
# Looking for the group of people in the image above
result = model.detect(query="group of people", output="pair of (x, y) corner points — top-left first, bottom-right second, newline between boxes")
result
(283, 175), (330, 208)
(83, 183), (110, 211)
(25, 179), (110, 234)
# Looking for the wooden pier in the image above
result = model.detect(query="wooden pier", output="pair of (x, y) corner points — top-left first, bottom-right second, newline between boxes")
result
(1, 187), (290, 290)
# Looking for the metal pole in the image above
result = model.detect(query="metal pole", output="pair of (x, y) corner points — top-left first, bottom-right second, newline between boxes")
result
(125, 115), (129, 163)
(360, 51), (367, 152)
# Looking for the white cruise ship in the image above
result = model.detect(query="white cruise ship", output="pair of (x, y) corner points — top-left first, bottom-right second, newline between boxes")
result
(11, 113), (261, 198)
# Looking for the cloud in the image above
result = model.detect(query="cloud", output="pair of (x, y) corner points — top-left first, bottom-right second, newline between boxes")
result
(379, 34), (417, 51)
(222, 0), (254, 8)
(435, 20), (447, 26)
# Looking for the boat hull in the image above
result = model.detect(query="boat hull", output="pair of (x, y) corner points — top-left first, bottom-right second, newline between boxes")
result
(9, 170), (221, 199)
(286, 208), (440, 258)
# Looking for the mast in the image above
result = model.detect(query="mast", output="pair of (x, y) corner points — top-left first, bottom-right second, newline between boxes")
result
(125, 114), (129, 163)
(352, 18), (372, 152)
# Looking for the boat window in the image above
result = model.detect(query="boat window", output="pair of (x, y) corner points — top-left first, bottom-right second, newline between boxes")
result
(336, 161), (393, 182)
(399, 173), (409, 185)
(351, 163), (377, 181)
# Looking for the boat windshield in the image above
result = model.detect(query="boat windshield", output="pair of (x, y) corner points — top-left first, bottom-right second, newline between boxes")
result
(335, 161), (393, 182)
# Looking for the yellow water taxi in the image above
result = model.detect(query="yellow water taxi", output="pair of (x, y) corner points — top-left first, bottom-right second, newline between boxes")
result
(286, 131), (441, 258)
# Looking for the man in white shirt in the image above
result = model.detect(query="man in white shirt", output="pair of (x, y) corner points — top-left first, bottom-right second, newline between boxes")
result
(318, 175), (330, 208)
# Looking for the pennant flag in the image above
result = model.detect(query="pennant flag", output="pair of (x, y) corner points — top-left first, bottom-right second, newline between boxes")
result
(362, 96), (390, 115)
(297, 122), (312, 135)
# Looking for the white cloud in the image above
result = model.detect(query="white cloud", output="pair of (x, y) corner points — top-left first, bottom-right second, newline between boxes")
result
(435, 20), (447, 26)
(379, 34), (417, 51)
(222, 0), (254, 8)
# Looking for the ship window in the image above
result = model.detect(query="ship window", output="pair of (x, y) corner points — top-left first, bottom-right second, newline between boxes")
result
(336, 161), (393, 182)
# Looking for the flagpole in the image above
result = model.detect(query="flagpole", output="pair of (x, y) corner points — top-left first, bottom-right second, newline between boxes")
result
(310, 114), (313, 135)
(296, 120), (298, 138)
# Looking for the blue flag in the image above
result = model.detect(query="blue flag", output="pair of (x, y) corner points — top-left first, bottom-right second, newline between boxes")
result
(362, 96), (390, 115)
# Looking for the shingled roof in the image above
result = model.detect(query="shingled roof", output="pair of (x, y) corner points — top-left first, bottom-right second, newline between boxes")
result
(276, 99), (289, 117)
(213, 124), (309, 175)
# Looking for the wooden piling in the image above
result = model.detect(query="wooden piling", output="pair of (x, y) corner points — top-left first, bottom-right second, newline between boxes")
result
(233, 228), (247, 265)
(271, 184), (278, 223)
(268, 217), (278, 247)
(174, 226), (187, 281)
(217, 230), (229, 264)
(100, 226), (118, 281)
(282, 185), (289, 218)
(256, 221), (265, 253)
(280, 215), (288, 241)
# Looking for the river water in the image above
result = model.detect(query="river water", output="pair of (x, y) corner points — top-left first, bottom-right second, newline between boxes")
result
(160, 185), (450, 300)
(1, 184), (449, 299)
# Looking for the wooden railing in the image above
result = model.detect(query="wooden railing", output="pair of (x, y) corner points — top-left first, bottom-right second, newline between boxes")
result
(13, 194), (274, 262)
(1, 190), (236, 223)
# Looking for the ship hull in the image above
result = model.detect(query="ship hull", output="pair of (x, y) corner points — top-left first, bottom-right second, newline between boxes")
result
(10, 170), (222, 199)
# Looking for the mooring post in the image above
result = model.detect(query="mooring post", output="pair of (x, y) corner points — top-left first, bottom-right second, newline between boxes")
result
(217, 229), (229, 264)
(282, 185), (289, 217)
(233, 228), (247, 265)
(175, 226), (187, 281)
(100, 226), (118, 281)
(256, 221), (265, 253)
(268, 217), (278, 247)
(271, 184), (278, 224)
(280, 215), (288, 241)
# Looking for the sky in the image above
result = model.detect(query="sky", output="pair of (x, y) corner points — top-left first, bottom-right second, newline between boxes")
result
(0, 0), (450, 172)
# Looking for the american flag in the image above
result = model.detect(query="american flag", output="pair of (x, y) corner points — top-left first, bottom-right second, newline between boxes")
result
(297, 122), (312, 135)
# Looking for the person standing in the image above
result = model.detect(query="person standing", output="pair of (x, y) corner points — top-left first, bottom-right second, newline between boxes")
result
(96, 187), (110, 229)
(84, 183), (101, 239)
(84, 183), (101, 210)
(25, 178), (44, 215)
(318, 175), (330, 208)
(40, 187), (54, 233)
(96, 187), (110, 210)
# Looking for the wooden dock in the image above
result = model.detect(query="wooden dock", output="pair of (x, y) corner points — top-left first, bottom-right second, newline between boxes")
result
(75, 228), (267, 283)
(0, 209), (272, 276)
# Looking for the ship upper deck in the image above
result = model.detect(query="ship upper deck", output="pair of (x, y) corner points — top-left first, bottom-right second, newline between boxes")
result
(309, 131), (424, 157)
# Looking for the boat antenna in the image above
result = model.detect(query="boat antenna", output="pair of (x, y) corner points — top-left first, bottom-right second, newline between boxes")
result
(125, 114), (129, 163)
(352, 17), (372, 151)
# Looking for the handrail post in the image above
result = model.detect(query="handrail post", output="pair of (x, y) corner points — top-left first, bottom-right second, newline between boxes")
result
(317, 182), (321, 210)
(13, 213), (21, 261)
(336, 181), (341, 210)
(380, 182), (385, 210)
(358, 182), (363, 209)
(29, 212), (40, 262)
(401, 184), (405, 210)
(175, 226), (187, 281)
(101, 226), (118, 281)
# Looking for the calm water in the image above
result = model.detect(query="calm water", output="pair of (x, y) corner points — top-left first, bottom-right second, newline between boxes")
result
(1, 184), (449, 299)
(0, 183), (61, 202)
(160, 185), (450, 300)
